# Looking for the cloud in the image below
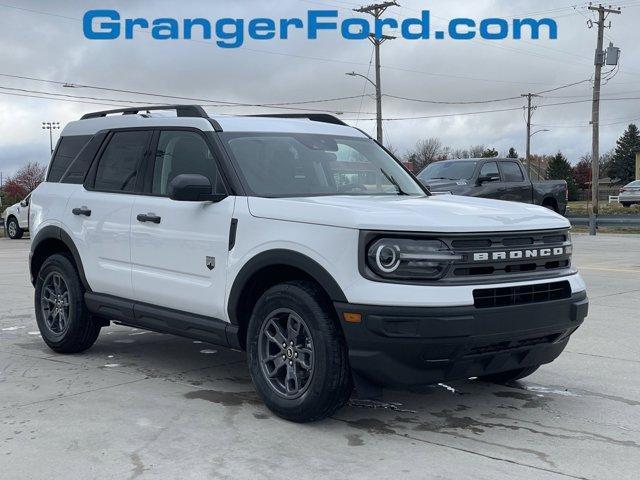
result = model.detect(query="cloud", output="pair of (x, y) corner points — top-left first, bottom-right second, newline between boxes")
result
(0, 0), (638, 176)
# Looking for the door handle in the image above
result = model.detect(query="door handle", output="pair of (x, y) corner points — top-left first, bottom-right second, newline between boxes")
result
(137, 213), (161, 224)
(72, 206), (91, 217)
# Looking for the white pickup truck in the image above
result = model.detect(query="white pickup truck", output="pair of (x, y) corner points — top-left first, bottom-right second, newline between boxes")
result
(28, 106), (588, 422)
(3, 193), (31, 239)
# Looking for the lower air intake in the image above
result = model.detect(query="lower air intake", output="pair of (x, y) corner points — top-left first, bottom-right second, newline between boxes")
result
(473, 280), (571, 309)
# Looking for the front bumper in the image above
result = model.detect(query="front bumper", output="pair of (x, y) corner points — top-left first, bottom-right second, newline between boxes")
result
(335, 291), (588, 388)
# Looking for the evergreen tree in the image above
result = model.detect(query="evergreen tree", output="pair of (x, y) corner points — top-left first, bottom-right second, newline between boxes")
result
(608, 124), (640, 184)
(506, 147), (518, 159)
(547, 152), (578, 200)
(481, 148), (499, 158)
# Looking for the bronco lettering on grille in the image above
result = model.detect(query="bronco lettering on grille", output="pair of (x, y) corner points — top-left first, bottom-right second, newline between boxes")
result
(473, 247), (566, 262)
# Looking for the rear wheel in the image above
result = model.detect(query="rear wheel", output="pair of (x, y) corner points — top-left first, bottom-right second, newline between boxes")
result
(480, 365), (540, 383)
(6, 217), (23, 239)
(247, 281), (353, 422)
(34, 254), (101, 353)
(542, 200), (559, 213)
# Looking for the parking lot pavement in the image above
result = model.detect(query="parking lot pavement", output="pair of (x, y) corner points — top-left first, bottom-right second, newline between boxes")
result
(1, 235), (639, 480)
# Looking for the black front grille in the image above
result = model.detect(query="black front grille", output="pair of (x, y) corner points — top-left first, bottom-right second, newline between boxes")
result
(473, 280), (571, 308)
(442, 229), (572, 282)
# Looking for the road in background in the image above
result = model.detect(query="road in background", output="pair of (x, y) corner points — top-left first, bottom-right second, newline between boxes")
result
(1, 235), (639, 480)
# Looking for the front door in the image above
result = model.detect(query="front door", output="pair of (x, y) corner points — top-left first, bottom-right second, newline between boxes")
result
(18, 194), (30, 228)
(130, 129), (234, 320)
(475, 161), (503, 200)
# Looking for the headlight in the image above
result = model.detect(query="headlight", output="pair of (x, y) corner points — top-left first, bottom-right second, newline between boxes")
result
(366, 238), (461, 280)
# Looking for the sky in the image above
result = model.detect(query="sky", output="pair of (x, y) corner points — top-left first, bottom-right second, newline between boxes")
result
(0, 0), (639, 177)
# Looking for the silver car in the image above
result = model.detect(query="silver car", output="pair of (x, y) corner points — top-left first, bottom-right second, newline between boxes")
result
(620, 180), (640, 207)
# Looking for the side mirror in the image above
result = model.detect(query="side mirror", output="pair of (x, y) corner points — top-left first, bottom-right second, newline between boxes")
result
(477, 174), (500, 185)
(168, 174), (227, 202)
(20, 201), (27, 207)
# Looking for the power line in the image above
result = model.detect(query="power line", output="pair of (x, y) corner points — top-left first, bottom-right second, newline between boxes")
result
(349, 96), (640, 121)
(0, 74), (376, 114)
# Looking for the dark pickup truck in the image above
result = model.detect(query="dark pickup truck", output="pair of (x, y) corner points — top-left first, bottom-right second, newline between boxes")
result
(418, 158), (568, 215)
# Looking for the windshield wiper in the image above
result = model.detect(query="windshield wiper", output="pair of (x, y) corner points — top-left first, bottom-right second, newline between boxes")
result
(380, 169), (408, 195)
(428, 177), (459, 181)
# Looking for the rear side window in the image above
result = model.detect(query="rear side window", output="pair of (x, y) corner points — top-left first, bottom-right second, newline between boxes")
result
(93, 131), (150, 192)
(47, 135), (92, 182)
(479, 162), (500, 179)
(501, 161), (525, 182)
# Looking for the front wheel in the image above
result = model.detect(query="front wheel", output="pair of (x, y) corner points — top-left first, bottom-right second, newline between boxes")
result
(480, 365), (540, 383)
(34, 254), (102, 353)
(6, 217), (23, 239)
(621, 202), (631, 208)
(247, 281), (353, 422)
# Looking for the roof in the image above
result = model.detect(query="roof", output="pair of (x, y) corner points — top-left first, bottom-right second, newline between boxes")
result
(61, 106), (366, 139)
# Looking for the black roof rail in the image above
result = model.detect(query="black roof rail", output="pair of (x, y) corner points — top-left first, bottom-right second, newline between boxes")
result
(80, 105), (209, 120)
(247, 113), (348, 127)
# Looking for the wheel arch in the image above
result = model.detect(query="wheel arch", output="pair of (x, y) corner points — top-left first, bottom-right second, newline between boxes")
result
(227, 249), (347, 349)
(30, 226), (91, 292)
(542, 196), (559, 212)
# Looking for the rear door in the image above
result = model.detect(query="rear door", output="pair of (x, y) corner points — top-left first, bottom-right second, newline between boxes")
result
(497, 161), (532, 203)
(67, 129), (152, 299)
(130, 129), (234, 320)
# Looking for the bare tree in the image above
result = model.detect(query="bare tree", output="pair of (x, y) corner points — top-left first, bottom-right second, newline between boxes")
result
(408, 137), (443, 171)
(468, 145), (486, 158)
(450, 148), (470, 159)
(384, 143), (401, 159)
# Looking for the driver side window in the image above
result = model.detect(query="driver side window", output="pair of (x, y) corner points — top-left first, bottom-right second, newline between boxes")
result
(151, 131), (226, 196)
(479, 162), (500, 181)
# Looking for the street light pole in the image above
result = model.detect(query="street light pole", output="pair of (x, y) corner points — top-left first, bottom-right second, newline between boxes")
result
(42, 121), (60, 154)
(530, 129), (550, 180)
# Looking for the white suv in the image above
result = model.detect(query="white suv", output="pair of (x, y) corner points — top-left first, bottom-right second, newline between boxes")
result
(29, 106), (588, 422)
(3, 193), (31, 239)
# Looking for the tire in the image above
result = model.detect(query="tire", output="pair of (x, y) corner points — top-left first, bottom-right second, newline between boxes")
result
(34, 253), (101, 354)
(622, 202), (631, 208)
(480, 365), (540, 383)
(247, 281), (353, 422)
(6, 217), (23, 239)
(542, 200), (558, 213)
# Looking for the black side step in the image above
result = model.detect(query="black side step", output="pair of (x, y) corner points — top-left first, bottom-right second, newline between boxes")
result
(85, 292), (241, 349)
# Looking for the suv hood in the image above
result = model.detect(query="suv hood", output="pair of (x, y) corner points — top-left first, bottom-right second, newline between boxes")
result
(248, 195), (569, 233)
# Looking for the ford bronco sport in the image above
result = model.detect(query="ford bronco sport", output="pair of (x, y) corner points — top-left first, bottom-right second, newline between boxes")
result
(29, 105), (588, 422)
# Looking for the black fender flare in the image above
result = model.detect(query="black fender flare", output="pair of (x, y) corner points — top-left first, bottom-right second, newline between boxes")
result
(30, 225), (91, 291)
(227, 249), (347, 325)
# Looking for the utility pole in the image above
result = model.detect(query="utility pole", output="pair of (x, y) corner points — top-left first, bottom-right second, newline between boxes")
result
(42, 121), (60, 154)
(587, 3), (621, 236)
(521, 93), (539, 178)
(353, 1), (398, 144)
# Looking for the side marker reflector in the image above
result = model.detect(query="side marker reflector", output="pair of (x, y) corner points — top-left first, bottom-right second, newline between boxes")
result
(343, 312), (362, 323)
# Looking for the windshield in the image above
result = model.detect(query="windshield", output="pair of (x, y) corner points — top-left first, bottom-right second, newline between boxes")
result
(220, 132), (425, 197)
(419, 161), (478, 181)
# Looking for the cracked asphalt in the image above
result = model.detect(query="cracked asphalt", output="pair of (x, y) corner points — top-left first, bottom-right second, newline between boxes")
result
(1, 234), (639, 479)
